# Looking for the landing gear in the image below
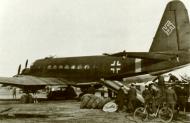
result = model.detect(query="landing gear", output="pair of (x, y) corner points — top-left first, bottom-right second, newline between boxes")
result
(20, 93), (34, 104)
(47, 86), (77, 100)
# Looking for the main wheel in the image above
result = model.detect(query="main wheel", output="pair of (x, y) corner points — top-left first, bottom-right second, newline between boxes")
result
(158, 107), (173, 123)
(20, 94), (28, 103)
(134, 107), (148, 122)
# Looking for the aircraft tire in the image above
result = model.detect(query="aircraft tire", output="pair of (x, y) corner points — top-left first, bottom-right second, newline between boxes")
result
(20, 94), (28, 104)
(28, 94), (34, 103)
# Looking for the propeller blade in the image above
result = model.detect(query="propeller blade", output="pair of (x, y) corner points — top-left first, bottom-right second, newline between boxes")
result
(25, 59), (28, 68)
(18, 64), (21, 75)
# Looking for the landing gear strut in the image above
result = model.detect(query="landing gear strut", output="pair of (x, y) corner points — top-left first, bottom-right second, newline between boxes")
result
(20, 90), (38, 104)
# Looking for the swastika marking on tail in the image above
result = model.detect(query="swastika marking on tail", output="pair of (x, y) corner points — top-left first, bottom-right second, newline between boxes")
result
(162, 20), (175, 36)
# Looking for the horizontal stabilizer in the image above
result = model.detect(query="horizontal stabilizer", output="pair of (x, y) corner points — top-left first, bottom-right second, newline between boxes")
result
(108, 52), (176, 60)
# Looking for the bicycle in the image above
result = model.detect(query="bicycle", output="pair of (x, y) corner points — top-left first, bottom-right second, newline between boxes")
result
(133, 103), (173, 123)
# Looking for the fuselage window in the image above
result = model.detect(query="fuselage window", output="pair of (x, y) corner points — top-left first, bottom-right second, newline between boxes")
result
(84, 65), (90, 69)
(64, 65), (70, 69)
(59, 65), (63, 69)
(53, 65), (57, 69)
(47, 65), (52, 69)
(71, 65), (76, 69)
(77, 65), (83, 69)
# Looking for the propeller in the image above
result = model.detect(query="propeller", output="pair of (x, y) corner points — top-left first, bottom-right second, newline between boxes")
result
(17, 64), (21, 75)
(16, 59), (29, 76)
(25, 59), (28, 69)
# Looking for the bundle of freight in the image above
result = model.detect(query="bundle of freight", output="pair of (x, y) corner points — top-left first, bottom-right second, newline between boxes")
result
(80, 94), (111, 109)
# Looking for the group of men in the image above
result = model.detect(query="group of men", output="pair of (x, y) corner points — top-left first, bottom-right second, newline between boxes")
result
(115, 73), (188, 115)
(115, 84), (137, 113)
(143, 74), (188, 116)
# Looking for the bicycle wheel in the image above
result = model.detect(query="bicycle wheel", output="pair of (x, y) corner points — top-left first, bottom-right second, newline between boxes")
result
(158, 107), (173, 123)
(134, 107), (148, 122)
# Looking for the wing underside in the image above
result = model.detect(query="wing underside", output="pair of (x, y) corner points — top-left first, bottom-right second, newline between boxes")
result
(0, 75), (100, 91)
(0, 76), (70, 87)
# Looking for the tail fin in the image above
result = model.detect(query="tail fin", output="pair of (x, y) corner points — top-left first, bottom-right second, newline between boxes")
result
(149, 0), (190, 52)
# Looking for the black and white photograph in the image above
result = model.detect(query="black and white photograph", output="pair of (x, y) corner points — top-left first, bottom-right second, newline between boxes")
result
(0, 0), (190, 123)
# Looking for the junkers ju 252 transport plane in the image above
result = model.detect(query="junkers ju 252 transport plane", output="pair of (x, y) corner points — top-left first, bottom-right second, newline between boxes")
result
(0, 0), (190, 103)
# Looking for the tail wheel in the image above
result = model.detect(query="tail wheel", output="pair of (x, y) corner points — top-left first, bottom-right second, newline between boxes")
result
(158, 107), (173, 123)
(134, 107), (148, 122)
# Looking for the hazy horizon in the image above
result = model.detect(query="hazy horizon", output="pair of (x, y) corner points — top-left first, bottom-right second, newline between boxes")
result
(0, 0), (190, 76)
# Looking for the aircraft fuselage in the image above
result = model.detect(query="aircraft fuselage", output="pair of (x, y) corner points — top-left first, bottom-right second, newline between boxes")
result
(22, 51), (190, 82)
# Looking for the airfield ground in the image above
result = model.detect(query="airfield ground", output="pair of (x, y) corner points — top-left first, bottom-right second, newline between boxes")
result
(0, 88), (189, 123)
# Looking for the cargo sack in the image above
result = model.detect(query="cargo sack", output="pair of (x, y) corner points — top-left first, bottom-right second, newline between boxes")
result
(91, 97), (101, 109)
(86, 95), (96, 109)
(80, 94), (92, 109)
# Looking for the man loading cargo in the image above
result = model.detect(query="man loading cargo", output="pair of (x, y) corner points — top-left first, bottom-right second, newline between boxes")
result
(127, 84), (137, 113)
(142, 85), (152, 105)
(168, 73), (179, 83)
(152, 75), (165, 99)
(87, 85), (96, 94)
(153, 75), (165, 87)
(115, 86), (126, 112)
(65, 85), (77, 99)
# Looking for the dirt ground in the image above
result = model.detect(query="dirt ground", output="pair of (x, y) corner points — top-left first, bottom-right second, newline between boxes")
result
(0, 100), (188, 123)
(0, 88), (188, 123)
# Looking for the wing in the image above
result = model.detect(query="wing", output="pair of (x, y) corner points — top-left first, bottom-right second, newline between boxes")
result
(0, 75), (101, 92)
(0, 75), (75, 91)
(123, 74), (156, 84)
(0, 76), (71, 86)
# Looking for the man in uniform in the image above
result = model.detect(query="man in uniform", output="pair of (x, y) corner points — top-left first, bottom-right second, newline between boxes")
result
(87, 85), (96, 94)
(177, 86), (187, 114)
(65, 85), (77, 99)
(165, 85), (177, 112)
(152, 75), (165, 96)
(153, 75), (165, 87)
(168, 73), (179, 83)
(127, 84), (137, 113)
(12, 87), (16, 99)
(148, 84), (159, 116)
(115, 86), (126, 112)
(142, 85), (151, 105)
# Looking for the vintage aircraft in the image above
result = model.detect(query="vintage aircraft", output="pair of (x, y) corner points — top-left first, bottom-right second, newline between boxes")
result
(0, 0), (190, 103)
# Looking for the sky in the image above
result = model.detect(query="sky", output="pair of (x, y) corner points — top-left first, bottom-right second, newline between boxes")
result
(0, 0), (190, 77)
